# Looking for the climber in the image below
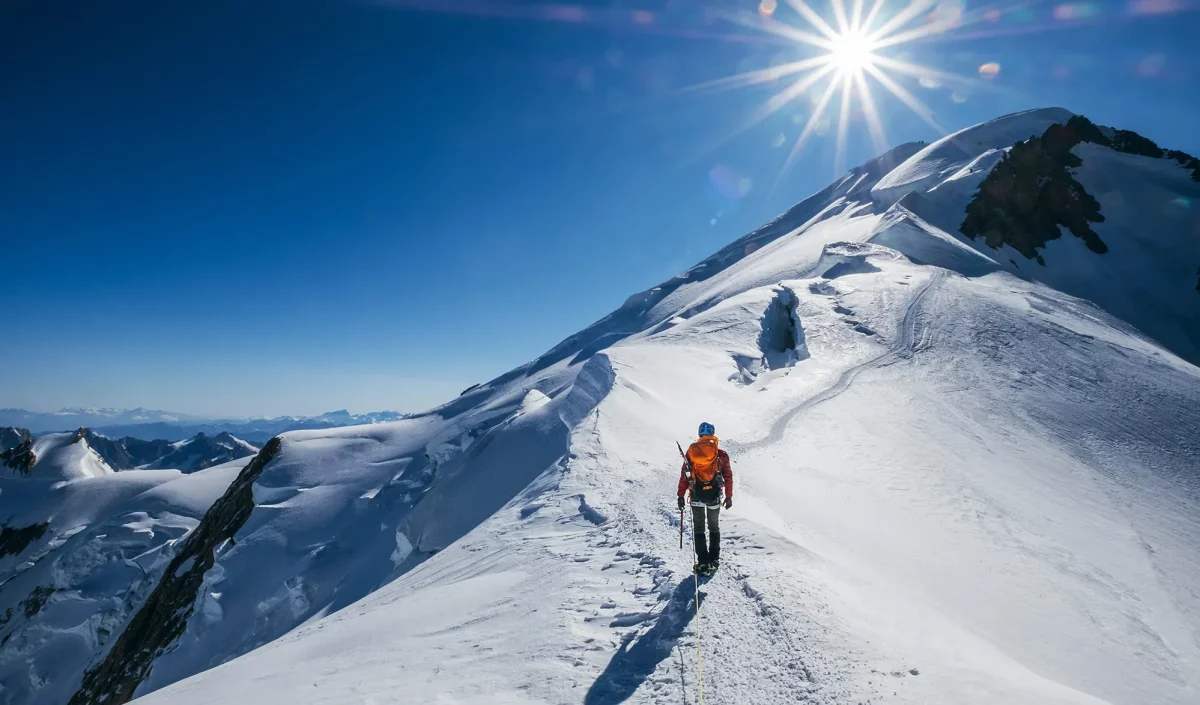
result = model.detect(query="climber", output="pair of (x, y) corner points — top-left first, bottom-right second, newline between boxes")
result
(677, 421), (733, 575)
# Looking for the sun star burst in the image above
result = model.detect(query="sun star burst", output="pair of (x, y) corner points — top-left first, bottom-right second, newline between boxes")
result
(690, 0), (988, 180)
(828, 30), (878, 73)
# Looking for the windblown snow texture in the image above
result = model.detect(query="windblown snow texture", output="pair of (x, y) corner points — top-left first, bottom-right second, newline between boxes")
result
(3, 108), (1198, 705)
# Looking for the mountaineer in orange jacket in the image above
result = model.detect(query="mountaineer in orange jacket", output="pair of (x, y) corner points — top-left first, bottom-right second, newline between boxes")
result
(677, 421), (733, 574)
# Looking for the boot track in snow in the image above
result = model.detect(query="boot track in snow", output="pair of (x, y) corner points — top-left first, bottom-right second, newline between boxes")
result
(730, 268), (945, 455)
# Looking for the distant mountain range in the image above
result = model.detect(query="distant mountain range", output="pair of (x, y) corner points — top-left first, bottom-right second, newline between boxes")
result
(81, 430), (259, 472)
(0, 408), (410, 443)
(1, 427), (259, 474)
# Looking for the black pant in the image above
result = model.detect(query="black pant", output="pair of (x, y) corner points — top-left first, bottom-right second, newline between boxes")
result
(691, 504), (721, 565)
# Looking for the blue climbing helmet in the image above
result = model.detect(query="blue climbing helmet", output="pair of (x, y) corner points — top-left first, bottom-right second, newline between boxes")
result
(698, 421), (715, 438)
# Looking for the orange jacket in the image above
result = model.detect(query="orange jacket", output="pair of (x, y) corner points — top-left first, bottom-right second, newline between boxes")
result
(677, 449), (733, 498)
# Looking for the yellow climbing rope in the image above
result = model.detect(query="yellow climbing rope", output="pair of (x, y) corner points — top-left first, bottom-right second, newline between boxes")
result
(695, 565), (704, 705)
(690, 506), (705, 705)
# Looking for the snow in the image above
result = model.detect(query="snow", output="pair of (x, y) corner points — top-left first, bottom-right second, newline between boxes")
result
(18, 432), (114, 482)
(7, 108), (1199, 705)
(872, 107), (1075, 206)
(134, 246), (1200, 705)
(866, 111), (1200, 366)
(0, 459), (247, 704)
(135, 247), (1199, 703)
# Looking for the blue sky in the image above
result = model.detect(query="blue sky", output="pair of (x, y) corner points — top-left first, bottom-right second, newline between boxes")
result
(2, 0), (1197, 417)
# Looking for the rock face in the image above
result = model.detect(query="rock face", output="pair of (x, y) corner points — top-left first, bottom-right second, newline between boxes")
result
(0, 429), (36, 474)
(0, 427), (32, 453)
(961, 115), (1199, 264)
(142, 432), (258, 472)
(0, 522), (48, 559)
(80, 431), (172, 469)
(69, 437), (282, 705)
(961, 116), (1109, 260)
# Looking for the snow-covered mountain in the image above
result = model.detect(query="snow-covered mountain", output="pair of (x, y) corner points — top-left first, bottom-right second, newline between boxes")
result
(0, 409), (202, 435)
(0, 428), (258, 474)
(3, 107), (1199, 705)
(140, 432), (258, 472)
(0, 409), (410, 441)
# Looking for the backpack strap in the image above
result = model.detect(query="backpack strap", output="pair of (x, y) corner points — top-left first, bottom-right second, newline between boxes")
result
(676, 440), (699, 495)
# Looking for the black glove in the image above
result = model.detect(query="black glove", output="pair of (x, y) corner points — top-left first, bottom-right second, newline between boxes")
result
(724, 497), (733, 509)
(677, 496), (686, 510)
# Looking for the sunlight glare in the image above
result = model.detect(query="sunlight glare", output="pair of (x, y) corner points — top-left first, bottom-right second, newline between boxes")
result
(828, 30), (877, 73)
(687, 0), (990, 181)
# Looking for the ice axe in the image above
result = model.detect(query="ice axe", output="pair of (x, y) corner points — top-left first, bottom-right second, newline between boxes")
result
(676, 441), (692, 550)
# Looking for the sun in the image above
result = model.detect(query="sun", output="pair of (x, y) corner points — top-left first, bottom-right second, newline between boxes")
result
(685, 0), (984, 179)
(828, 30), (877, 74)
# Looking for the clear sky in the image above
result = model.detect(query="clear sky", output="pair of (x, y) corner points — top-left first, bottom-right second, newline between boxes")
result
(2, 0), (1197, 417)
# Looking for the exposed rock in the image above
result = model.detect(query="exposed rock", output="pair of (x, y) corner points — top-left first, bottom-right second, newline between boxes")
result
(0, 427), (32, 453)
(961, 116), (1107, 260)
(147, 431), (257, 472)
(0, 436), (36, 474)
(83, 430), (172, 470)
(69, 437), (282, 705)
(962, 115), (1200, 261)
(0, 522), (49, 558)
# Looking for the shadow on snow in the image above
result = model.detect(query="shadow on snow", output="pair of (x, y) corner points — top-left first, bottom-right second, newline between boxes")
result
(584, 576), (706, 705)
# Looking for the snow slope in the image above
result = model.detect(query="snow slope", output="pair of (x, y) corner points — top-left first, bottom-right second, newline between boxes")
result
(0, 460), (245, 705)
(872, 107), (1075, 206)
(4, 432), (114, 483)
(9, 108), (1197, 705)
(877, 108), (1200, 364)
(132, 246), (1200, 705)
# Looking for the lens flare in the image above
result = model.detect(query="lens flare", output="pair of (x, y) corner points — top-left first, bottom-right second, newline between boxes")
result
(683, 0), (996, 179)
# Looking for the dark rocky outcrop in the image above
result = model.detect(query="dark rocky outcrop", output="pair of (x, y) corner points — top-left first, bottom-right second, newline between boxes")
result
(1165, 149), (1200, 181)
(1110, 128), (1163, 158)
(147, 431), (257, 472)
(1, 434), (36, 474)
(69, 436), (282, 705)
(0, 522), (49, 558)
(961, 116), (1108, 261)
(83, 431), (172, 470)
(0, 427), (32, 453)
(20, 585), (54, 618)
(962, 115), (1200, 262)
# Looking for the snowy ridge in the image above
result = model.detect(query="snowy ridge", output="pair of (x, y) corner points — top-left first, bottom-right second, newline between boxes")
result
(141, 432), (258, 472)
(871, 107), (1075, 206)
(3, 431), (115, 483)
(131, 243), (1200, 705)
(4, 108), (1198, 705)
